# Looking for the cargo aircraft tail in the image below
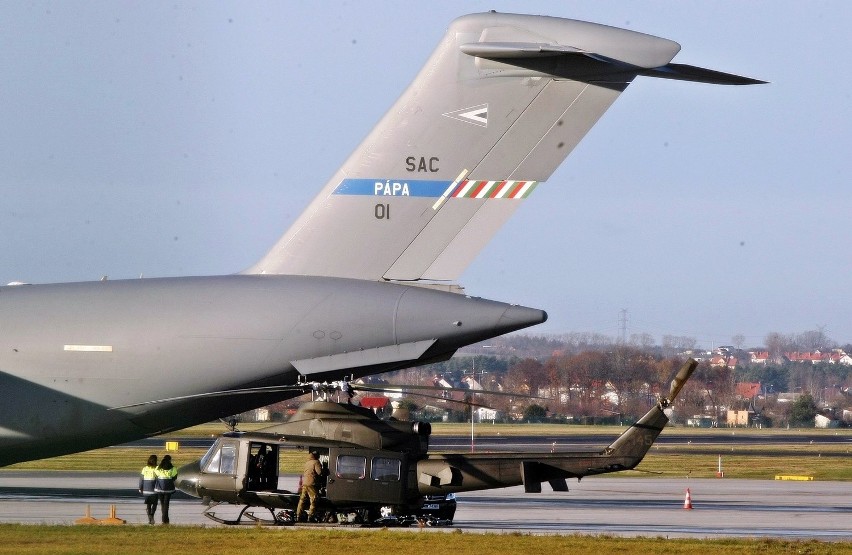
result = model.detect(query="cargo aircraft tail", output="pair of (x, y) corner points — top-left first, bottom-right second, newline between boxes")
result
(246, 12), (762, 285)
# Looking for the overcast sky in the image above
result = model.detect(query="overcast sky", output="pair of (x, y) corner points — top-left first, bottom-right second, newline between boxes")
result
(1, 1), (850, 348)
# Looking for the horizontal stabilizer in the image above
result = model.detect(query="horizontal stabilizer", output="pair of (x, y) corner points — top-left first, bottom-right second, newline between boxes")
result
(549, 478), (569, 492)
(641, 63), (767, 85)
(520, 460), (574, 493)
(460, 39), (678, 70)
(464, 42), (764, 86)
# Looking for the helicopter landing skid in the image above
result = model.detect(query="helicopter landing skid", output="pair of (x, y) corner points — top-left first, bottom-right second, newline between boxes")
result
(202, 501), (451, 528)
(202, 504), (294, 526)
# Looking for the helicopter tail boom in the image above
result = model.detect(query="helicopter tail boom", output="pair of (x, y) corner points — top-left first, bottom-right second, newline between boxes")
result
(417, 359), (697, 495)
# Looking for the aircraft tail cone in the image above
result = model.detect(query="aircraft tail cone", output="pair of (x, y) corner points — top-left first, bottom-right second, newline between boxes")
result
(683, 488), (694, 510)
(74, 504), (99, 525)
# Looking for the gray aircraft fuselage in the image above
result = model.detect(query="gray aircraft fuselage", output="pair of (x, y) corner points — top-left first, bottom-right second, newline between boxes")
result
(0, 276), (544, 465)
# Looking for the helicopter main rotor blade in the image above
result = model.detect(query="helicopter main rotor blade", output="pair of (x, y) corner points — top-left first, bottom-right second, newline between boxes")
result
(353, 383), (547, 400)
(383, 390), (500, 410)
(108, 383), (313, 410)
(111, 377), (549, 411)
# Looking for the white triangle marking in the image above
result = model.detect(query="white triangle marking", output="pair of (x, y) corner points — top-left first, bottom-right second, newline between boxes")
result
(442, 103), (488, 128)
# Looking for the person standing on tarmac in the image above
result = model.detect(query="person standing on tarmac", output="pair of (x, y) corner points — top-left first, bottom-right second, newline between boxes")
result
(296, 451), (322, 522)
(154, 454), (179, 524)
(139, 454), (158, 525)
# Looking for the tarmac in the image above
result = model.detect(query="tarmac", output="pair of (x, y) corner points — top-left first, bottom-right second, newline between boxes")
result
(0, 471), (849, 539)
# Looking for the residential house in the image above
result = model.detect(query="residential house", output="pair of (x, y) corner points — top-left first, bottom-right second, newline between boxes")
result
(785, 349), (852, 365)
(735, 382), (761, 400)
(710, 355), (738, 368)
(726, 410), (752, 427)
(815, 414), (839, 429)
(749, 351), (770, 365)
(748, 349), (852, 366)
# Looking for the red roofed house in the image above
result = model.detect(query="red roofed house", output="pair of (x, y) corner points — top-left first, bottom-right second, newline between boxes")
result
(710, 355), (738, 368)
(735, 382), (761, 400)
(750, 349), (852, 366)
(828, 350), (852, 365)
(749, 351), (770, 365)
(785, 351), (826, 364)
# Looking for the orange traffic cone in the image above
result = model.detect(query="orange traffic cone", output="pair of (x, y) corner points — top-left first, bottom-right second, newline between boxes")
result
(683, 488), (693, 510)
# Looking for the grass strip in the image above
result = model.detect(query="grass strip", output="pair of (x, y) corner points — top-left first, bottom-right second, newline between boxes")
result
(634, 452), (852, 481)
(0, 525), (848, 555)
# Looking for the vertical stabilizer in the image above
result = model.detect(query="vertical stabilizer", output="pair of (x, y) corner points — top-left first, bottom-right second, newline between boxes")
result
(247, 13), (679, 281)
(247, 13), (761, 283)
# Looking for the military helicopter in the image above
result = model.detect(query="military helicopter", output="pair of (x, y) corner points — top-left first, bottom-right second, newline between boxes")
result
(176, 359), (697, 526)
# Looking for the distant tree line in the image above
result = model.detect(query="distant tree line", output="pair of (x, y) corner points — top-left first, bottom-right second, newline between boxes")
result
(270, 330), (851, 427)
(393, 349), (697, 424)
(385, 331), (852, 427)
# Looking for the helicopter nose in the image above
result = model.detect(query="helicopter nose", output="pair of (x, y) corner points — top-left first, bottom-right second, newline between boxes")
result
(176, 460), (202, 498)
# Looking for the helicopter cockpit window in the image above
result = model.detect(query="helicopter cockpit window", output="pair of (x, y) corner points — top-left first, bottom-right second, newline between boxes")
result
(199, 441), (218, 470)
(336, 455), (366, 480)
(204, 442), (238, 475)
(370, 457), (400, 481)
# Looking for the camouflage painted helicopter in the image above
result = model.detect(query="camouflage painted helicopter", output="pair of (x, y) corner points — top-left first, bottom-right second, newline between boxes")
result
(176, 359), (696, 526)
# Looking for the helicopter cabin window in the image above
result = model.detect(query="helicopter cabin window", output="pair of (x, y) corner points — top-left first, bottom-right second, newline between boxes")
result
(370, 457), (400, 481)
(204, 442), (238, 475)
(336, 455), (366, 480)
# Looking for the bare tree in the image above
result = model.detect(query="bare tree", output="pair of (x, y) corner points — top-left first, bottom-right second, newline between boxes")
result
(559, 351), (611, 414)
(732, 334), (746, 350)
(609, 348), (655, 420)
(765, 332), (794, 363)
(506, 358), (545, 396)
(796, 329), (834, 352)
(629, 333), (656, 351)
(661, 335), (697, 357)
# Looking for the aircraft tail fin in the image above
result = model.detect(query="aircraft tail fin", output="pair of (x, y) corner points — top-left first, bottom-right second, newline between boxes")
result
(246, 13), (761, 283)
(602, 359), (698, 468)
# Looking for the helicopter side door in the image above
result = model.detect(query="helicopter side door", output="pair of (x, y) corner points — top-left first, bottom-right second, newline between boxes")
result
(244, 442), (279, 492)
(326, 448), (406, 505)
(196, 438), (242, 504)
